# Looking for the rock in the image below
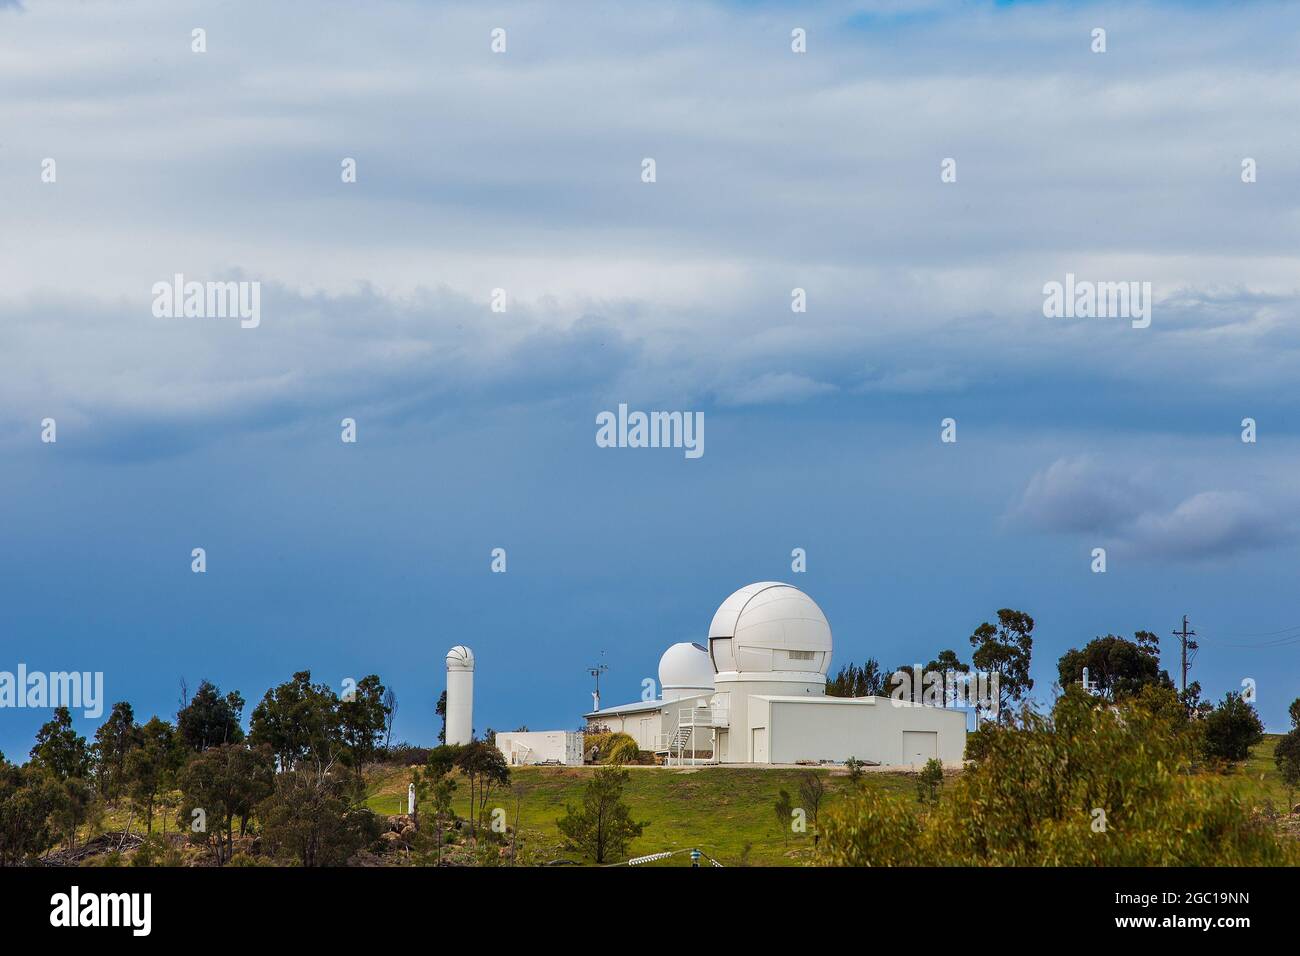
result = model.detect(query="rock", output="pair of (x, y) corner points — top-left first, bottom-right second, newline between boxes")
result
(380, 831), (402, 849)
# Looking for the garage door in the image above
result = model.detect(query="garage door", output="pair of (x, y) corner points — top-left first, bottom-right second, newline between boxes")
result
(902, 730), (938, 766)
(752, 727), (768, 763)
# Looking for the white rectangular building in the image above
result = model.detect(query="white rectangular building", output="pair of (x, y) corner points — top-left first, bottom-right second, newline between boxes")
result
(496, 730), (585, 766)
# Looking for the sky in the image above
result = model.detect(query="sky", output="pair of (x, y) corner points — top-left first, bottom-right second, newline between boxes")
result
(2, 0), (1299, 760)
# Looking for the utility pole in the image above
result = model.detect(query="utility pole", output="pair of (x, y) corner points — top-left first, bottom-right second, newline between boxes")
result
(1173, 615), (1197, 695)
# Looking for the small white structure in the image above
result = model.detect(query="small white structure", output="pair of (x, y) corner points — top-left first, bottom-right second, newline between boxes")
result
(445, 645), (474, 746)
(585, 582), (967, 767)
(496, 730), (585, 766)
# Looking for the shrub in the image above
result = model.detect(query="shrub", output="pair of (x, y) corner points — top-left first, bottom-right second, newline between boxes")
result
(1201, 692), (1265, 763)
(382, 743), (432, 767)
(819, 687), (1296, 866)
(602, 734), (641, 766)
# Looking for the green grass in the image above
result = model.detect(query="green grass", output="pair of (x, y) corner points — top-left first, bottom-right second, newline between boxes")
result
(72, 733), (1298, 865)
(364, 764), (921, 866)
(1234, 734), (1298, 810)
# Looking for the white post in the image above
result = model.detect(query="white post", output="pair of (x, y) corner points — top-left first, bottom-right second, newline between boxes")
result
(408, 782), (416, 816)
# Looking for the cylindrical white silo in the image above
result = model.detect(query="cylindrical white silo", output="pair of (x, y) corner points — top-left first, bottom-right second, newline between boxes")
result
(445, 645), (475, 745)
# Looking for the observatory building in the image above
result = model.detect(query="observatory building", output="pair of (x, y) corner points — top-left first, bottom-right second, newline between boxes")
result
(584, 582), (966, 766)
(445, 645), (475, 746)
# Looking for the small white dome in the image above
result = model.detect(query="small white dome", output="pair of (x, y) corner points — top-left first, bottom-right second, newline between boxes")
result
(446, 645), (475, 671)
(658, 642), (715, 699)
(708, 582), (831, 676)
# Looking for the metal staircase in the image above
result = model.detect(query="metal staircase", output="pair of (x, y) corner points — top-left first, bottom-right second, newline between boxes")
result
(655, 704), (729, 766)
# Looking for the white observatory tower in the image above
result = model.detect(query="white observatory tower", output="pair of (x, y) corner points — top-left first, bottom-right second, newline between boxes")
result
(445, 645), (475, 745)
(707, 582), (831, 763)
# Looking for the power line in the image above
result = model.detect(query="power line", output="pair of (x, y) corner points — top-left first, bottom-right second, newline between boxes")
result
(1189, 620), (1300, 650)
(1201, 631), (1300, 650)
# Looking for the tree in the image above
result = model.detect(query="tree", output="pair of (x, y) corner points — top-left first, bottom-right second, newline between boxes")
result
(774, 788), (794, 843)
(845, 757), (865, 785)
(338, 675), (391, 788)
(177, 681), (245, 752)
(922, 650), (971, 706)
(916, 758), (944, 805)
(49, 775), (95, 852)
(818, 686), (1296, 866)
(797, 771), (827, 836)
(248, 671), (339, 772)
(1289, 697), (1300, 730)
(454, 740), (510, 834)
(1179, 680), (1212, 719)
(30, 707), (91, 781)
(435, 690), (447, 744)
(826, 659), (886, 698)
(124, 718), (183, 834)
(92, 701), (142, 803)
(969, 609), (1035, 722)
(557, 768), (647, 863)
(1275, 729), (1300, 810)
(1056, 632), (1172, 701)
(1201, 692), (1265, 762)
(178, 743), (274, 865)
(420, 751), (460, 864)
(0, 760), (61, 865)
(425, 743), (462, 781)
(258, 762), (380, 867)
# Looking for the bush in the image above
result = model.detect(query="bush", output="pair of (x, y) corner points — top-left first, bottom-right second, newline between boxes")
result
(582, 731), (642, 765)
(603, 734), (641, 766)
(1274, 728), (1300, 805)
(819, 687), (1296, 866)
(1201, 692), (1265, 763)
(382, 743), (432, 767)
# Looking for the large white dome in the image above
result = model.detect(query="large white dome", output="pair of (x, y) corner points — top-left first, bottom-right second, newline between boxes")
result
(708, 582), (831, 676)
(658, 642), (715, 699)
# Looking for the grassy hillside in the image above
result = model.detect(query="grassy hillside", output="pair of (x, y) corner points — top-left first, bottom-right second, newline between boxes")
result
(1238, 734), (1299, 809)
(364, 732), (1299, 866)
(365, 764), (919, 866)
(63, 734), (1296, 866)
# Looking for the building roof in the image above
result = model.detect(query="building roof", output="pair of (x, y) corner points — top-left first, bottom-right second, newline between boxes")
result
(751, 694), (880, 705)
(584, 691), (712, 720)
(583, 698), (665, 719)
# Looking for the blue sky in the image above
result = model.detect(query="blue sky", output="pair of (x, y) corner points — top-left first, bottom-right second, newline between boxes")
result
(2, 0), (1299, 758)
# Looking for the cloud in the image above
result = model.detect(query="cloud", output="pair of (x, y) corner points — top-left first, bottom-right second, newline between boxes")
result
(1010, 456), (1297, 562)
(715, 372), (836, 407)
(1008, 456), (1156, 534)
(4, 0), (1300, 443)
(1129, 491), (1292, 561)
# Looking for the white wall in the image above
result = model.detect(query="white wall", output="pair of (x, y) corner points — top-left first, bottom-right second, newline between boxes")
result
(496, 731), (584, 766)
(764, 696), (967, 766)
(585, 693), (714, 754)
